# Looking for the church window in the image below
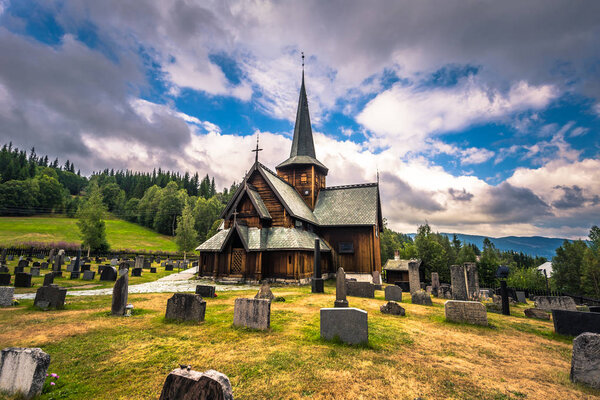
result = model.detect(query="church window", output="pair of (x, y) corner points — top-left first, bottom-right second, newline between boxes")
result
(339, 242), (354, 254)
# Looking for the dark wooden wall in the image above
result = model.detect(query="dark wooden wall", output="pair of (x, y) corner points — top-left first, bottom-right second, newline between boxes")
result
(276, 165), (326, 210)
(319, 226), (381, 274)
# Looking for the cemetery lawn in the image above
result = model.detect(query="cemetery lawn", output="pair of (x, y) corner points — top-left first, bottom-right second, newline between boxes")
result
(1, 285), (598, 400)
(0, 216), (178, 252)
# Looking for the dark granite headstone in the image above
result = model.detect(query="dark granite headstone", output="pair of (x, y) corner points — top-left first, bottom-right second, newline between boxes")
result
(100, 266), (118, 281)
(30, 267), (40, 277)
(14, 272), (32, 288)
(346, 281), (375, 298)
(111, 269), (128, 316)
(131, 267), (142, 277)
(42, 273), (54, 286)
(81, 264), (90, 272)
(32, 261), (40, 268)
(0, 273), (10, 285)
(196, 285), (216, 298)
(70, 271), (80, 279)
(40, 262), (48, 270)
(150, 267), (157, 273)
(394, 281), (410, 292)
(143, 259), (152, 269)
(82, 270), (95, 280)
(552, 309), (600, 336)
(0, 248), (6, 264)
(17, 259), (29, 269)
(165, 264), (174, 271)
(34, 284), (67, 309)
(7, 255), (14, 261)
(165, 293), (206, 322)
(159, 368), (234, 400)
(589, 306), (600, 313)
(14, 266), (24, 274)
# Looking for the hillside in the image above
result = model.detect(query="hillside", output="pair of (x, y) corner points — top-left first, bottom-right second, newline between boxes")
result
(0, 216), (178, 252)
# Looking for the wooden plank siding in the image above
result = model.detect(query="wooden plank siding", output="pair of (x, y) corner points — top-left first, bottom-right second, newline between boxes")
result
(319, 226), (381, 273)
(248, 171), (292, 227)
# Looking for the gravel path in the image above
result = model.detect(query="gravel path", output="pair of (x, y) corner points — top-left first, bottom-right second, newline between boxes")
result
(15, 267), (258, 300)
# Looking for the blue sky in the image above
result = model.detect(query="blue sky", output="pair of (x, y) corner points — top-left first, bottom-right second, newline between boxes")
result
(0, 0), (599, 238)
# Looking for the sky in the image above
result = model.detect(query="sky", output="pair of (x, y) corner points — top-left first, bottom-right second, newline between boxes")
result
(0, 0), (599, 239)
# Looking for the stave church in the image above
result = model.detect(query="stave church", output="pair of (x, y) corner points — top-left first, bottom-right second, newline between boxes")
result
(196, 68), (383, 283)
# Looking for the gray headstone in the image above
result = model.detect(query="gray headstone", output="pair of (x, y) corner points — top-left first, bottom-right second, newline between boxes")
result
(524, 308), (550, 320)
(320, 307), (368, 345)
(516, 291), (527, 304)
(17, 259), (29, 269)
(0, 287), (14, 307)
(110, 258), (118, 266)
(380, 301), (405, 316)
(254, 282), (274, 300)
(372, 270), (382, 289)
(233, 298), (271, 330)
(408, 260), (421, 294)
(134, 256), (144, 269)
(346, 281), (375, 298)
(165, 293), (206, 322)
(431, 272), (440, 297)
(445, 300), (488, 326)
(42, 273), (54, 286)
(571, 333), (600, 389)
(334, 268), (348, 308)
(450, 265), (468, 301)
(83, 270), (96, 280)
(195, 285), (216, 298)
(411, 289), (433, 306)
(159, 368), (234, 400)
(384, 285), (403, 302)
(464, 262), (480, 300)
(111, 269), (128, 316)
(535, 296), (577, 311)
(0, 347), (50, 399)
(34, 284), (67, 310)
(100, 266), (118, 281)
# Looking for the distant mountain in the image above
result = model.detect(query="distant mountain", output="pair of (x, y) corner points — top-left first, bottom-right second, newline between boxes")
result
(408, 233), (574, 259)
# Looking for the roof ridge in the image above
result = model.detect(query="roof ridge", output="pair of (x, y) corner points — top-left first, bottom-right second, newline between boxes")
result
(322, 182), (378, 190)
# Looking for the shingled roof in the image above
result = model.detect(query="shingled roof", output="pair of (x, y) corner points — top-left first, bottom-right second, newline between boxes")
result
(313, 183), (382, 227)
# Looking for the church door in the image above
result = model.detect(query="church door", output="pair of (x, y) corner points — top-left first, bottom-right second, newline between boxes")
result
(230, 248), (246, 276)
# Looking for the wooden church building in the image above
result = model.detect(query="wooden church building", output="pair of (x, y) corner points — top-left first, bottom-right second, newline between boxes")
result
(196, 70), (383, 282)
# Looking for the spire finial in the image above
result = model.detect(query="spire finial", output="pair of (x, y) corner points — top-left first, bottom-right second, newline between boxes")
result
(251, 132), (263, 163)
(301, 51), (305, 78)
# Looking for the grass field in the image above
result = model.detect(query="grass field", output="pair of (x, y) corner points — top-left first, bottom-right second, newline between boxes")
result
(1, 284), (597, 400)
(0, 216), (177, 252)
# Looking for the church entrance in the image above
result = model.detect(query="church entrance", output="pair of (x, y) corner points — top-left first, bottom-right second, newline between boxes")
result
(230, 248), (246, 275)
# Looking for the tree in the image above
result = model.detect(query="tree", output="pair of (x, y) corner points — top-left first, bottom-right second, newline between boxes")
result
(415, 223), (449, 281)
(552, 239), (587, 294)
(175, 202), (198, 260)
(193, 196), (225, 242)
(101, 182), (125, 212)
(456, 242), (477, 264)
(478, 238), (499, 287)
(77, 184), (109, 252)
(507, 267), (547, 290)
(582, 226), (600, 297)
(153, 182), (185, 235)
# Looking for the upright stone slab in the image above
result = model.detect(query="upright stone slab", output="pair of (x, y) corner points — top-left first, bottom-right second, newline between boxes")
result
(0, 287), (14, 307)
(30, 267), (40, 277)
(111, 269), (128, 316)
(69, 271), (80, 279)
(159, 368), (234, 400)
(34, 284), (67, 310)
(0, 248), (6, 264)
(445, 300), (488, 326)
(334, 267), (348, 307)
(254, 282), (274, 300)
(431, 272), (440, 297)
(552, 309), (600, 336)
(411, 289), (433, 306)
(233, 298), (271, 330)
(40, 262), (48, 270)
(42, 273), (54, 286)
(165, 264), (174, 271)
(83, 270), (96, 280)
(0, 274), (10, 285)
(464, 262), (480, 300)
(135, 256), (144, 269)
(570, 333), (600, 389)
(100, 266), (118, 281)
(535, 296), (577, 311)
(165, 293), (206, 323)
(195, 285), (216, 298)
(450, 265), (468, 301)
(131, 267), (142, 277)
(372, 271), (382, 290)
(17, 259), (29, 269)
(346, 281), (375, 298)
(384, 285), (403, 302)
(516, 291), (527, 303)
(14, 272), (32, 288)
(0, 347), (50, 399)
(320, 308), (368, 345)
(408, 260), (421, 294)
(110, 258), (118, 266)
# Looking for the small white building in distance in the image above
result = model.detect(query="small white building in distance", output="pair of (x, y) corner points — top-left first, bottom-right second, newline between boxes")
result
(537, 261), (553, 277)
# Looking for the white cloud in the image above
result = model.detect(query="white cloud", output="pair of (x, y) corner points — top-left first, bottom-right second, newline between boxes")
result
(461, 147), (495, 165)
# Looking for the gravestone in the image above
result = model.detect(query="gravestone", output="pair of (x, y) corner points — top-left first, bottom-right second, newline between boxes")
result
(346, 281), (375, 298)
(380, 301), (405, 316)
(98, 265), (106, 275)
(516, 291), (527, 304)
(445, 300), (488, 326)
(42, 273), (54, 286)
(254, 282), (274, 300)
(14, 272), (32, 288)
(150, 267), (157, 273)
(552, 310), (600, 336)
(384, 285), (403, 302)
(411, 289), (432, 306)
(233, 298), (271, 330)
(17, 259), (29, 269)
(14, 266), (24, 274)
(0, 248), (6, 264)
(0, 287), (14, 307)
(30, 267), (40, 277)
(132, 268), (142, 277)
(81, 264), (90, 272)
(334, 267), (349, 307)
(69, 271), (80, 279)
(431, 272), (440, 297)
(7, 254), (13, 261)
(143, 259), (152, 269)
(589, 306), (600, 313)
(34, 284), (67, 310)
(111, 269), (129, 316)
(165, 264), (174, 271)
(159, 368), (234, 400)
(83, 270), (96, 280)
(312, 239), (324, 293)
(372, 271), (382, 290)
(570, 333), (600, 389)
(134, 256), (144, 269)
(100, 266), (118, 281)
(464, 262), (480, 300)
(450, 265), (468, 301)
(320, 307), (368, 345)
(408, 260), (421, 294)
(110, 258), (118, 266)
(0, 274), (10, 285)
(54, 250), (64, 272)
(196, 285), (216, 298)
(40, 262), (48, 270)
(535, 296), (577, 311)
(524, 308), (550, 320)
(0, 347), (50, 399)
(165, 293), (206, 322)
(32, 262), (40, 268)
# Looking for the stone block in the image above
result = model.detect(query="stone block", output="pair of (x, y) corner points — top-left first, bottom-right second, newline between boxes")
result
(30, 268), (40, 277)
(570, 333), (600, 389)
(70, 271), (80, 279)
(408, 260), (421, 294)
(233, 298), (271, 330)
(165, 293), (206, 323)
(111, 270), (128, 316)
(165, 264), (174, 271)
(150, 267), (157, 273)
(445, 300), (488, 326)
(100, 266), (117, 281)
(320, 307), (368, 345)
(195, 285), (216, 298)
(384, 285), (403, 302)
(380, 301), (405, 316)
(34, 284), (67, 310)
(159, 368), (234, 400)
(535, 296), (577, 311)
(411, 289), (432, 306)
(524, 308), (550, 320)
(42, 273), (54, 286)
(589, 306), (600, 313)
(334, 267), (348, 307)
(14, 266), (24, 274)
(516, 291), (527, 303)
(0, 347), (50, 399)
(14, 272), (32, 288)
(450, 265), (468, 301)
(0, 287), (14, 307)
(254, 282), (274, 300)
(552, 309), (600, 336)
(131, 267), (142, 277)
(0, 274), (10, 286)
(346, 281), (375, 298)
(83, 270), (96, 280)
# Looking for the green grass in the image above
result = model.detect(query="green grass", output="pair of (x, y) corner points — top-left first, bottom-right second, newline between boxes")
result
(0, 216), (177, 252)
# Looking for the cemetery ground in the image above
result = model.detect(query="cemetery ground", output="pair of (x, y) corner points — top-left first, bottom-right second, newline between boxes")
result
(0, 216), (177, 252)
(2, 284), (598, 400)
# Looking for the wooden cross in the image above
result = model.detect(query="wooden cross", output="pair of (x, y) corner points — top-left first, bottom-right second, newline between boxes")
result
(251, 133), (263, 163)
(232, 209), (239, 224)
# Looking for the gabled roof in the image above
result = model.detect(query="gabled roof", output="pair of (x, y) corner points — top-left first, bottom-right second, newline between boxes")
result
(246, 185), (271, 219)
(383, 259), (421, 271)
(314, 183), (382, 227)
(224, 182), (271, 221)
(196, 226), (331, 252)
